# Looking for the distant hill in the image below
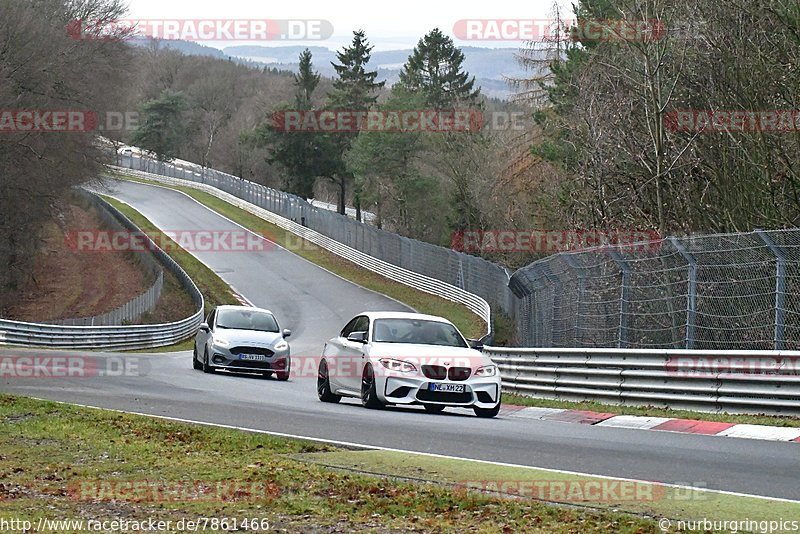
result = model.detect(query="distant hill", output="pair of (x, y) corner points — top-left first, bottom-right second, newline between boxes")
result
(129, 37), (228, 59)
(223, 45), (530, 100)
(126, 40), (535, 99)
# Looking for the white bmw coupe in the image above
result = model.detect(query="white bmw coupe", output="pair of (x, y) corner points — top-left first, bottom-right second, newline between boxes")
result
(318, 312), (502, 417)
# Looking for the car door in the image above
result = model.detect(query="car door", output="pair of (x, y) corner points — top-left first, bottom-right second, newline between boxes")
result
(338, 316), (370, 391)
(326, 316), (360, 391)
(195, 309), (216, 356)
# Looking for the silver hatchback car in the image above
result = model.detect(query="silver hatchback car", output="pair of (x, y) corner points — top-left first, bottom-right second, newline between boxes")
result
(193, 306), (292, 380)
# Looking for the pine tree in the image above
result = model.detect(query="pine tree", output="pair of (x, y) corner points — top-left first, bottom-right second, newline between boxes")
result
(397, 28), (480, 108)
(295, 49), (320, 109)
(327, 30), (385, 216)
(131, 89), (187, 162)
(256, 50), (335, 200)
(329, 30), (385, 110)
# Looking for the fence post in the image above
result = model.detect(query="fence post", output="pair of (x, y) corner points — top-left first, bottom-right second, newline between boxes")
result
(607, 250), (630, 348)
(562, 254), (585, 346)
(756, 229), (786, 350)
(670, 237), (697, 349)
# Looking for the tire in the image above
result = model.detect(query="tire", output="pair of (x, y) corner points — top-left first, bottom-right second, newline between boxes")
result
(317, 360), (341, 403)
(261, 371), (273, 379)
(202, 349), (214, 374)
(473, 401), (501, 419)
(423, 404), (446, 414)
(361, 364), (384, 409)
(192, 347), (202, 370)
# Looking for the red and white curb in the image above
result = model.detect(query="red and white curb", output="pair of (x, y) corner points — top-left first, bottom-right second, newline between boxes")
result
(458, 406), (800, 443)
(229, 286), (254, 307)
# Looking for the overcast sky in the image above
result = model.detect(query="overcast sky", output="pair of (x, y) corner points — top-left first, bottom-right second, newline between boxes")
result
(124, 0), (572, 51)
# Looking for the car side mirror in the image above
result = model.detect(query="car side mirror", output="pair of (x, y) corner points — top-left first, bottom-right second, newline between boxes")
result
(199, 323), (210, 333)
(347, 331), (368, 343)
(282, 329), (292, 339)
(468, 338), (484, 350)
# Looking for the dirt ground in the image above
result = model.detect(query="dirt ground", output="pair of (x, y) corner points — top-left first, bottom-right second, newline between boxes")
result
(5, 203), (151, 322)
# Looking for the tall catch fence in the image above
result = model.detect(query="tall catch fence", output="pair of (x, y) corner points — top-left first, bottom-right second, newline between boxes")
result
(509, 230), (800, 350)
(121, 152), (800, 351)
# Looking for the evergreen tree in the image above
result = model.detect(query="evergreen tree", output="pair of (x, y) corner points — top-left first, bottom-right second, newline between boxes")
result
(397, 28), (480, 108)
(256, 50), (335, 200)
(329, 30), (385, 110)
(131, 89), (187, 161)
(327, 30), (385, 216)
(295, 49), (320, 109)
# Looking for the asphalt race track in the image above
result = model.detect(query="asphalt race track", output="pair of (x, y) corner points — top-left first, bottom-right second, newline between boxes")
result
(1, 180), (798, 502)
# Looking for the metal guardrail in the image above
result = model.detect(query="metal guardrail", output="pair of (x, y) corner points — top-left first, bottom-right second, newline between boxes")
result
(48, 191), (165, 327)
(486, 347), (800, 416)
(0, 192), (204, 351)
(110, 166), (493, 339)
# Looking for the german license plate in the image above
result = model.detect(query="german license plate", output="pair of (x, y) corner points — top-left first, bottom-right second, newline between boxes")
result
(239, 354), (268, 362)
(429, 383), (465, 393)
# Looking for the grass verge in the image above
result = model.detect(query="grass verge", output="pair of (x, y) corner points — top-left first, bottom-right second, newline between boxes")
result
(292, 449), (800, 526)
(0, 394), (663, 533)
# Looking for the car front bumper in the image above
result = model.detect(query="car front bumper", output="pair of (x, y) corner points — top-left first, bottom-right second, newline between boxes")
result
(379, 375), (501, 408)
(208, 345), (290, 373)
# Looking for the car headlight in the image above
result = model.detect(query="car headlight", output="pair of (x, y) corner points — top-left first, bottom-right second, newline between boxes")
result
(475, 365), (497, 377)
(212, 337), (230, 348)
(274, 340), (289, 351)
(379, 358), (417, 373)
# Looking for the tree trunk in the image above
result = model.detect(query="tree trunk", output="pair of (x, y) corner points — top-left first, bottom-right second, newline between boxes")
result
(338, 177), (346, 215)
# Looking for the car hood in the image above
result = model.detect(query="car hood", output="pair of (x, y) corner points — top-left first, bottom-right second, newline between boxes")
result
(368, 344), (492, 368)
(214, 329), (284, 347)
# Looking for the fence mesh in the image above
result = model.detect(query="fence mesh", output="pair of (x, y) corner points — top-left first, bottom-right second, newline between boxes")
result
(510, 230), (800, 349)
(122, 153), (800, 350)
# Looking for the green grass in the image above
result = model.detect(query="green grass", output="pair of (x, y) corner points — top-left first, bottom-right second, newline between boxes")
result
(102, 195), (239, 316)
(0, 394), (664, 533)
(502, 394), (800, 427)
(112, 174), (489, 341)
(293, 449), (800, 525)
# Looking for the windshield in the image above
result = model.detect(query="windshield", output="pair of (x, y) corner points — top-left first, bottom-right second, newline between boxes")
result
(216, 309), (279, 333)
(372, 319), (468, 348)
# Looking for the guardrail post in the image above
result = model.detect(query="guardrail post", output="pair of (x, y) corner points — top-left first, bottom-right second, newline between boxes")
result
(670, 237), (697, 349)
(607, 250), (630, 348)
(756, 229), (787, 350)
